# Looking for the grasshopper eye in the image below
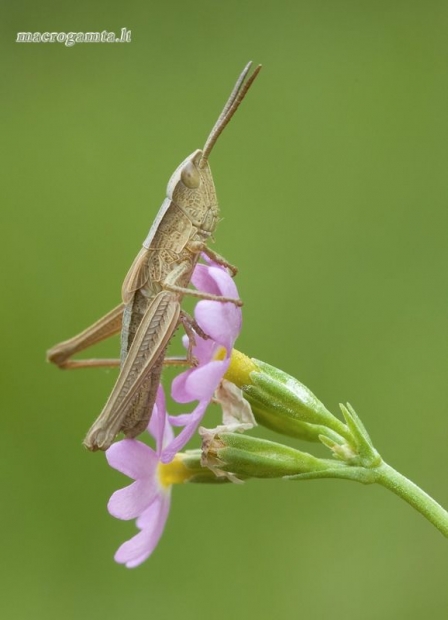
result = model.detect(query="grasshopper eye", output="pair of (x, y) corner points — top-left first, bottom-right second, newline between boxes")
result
(180, 161), (200, 189)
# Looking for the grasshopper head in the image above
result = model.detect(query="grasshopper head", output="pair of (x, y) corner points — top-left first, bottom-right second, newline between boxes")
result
(166, 63), (261, 234)
(167, 149), (218, 233)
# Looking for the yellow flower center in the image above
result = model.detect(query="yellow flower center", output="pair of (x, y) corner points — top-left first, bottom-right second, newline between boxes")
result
(224, 349), (258, 387)
(214, 346), (227, 361)
(157, 455), (191, 487)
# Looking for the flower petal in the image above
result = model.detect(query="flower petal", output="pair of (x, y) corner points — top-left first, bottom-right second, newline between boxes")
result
(148, 386), (174, 452)
(195, 300), (241, 349)
(106, 439), (157, 480)
(171, 360), (222, 404)
(170, 369), (191, 403)
(208, 265), (239, 297)
(182, 359), (229, 401)
(114, 492), (171, 568)
(171, 336), (221, 403)
(108, 478), (159, 520)
(191, 263), (222, 296)
(168, 412), (192, 427)
(148, 387), (164, 447)
(161, 400), (209, 463)
(192, 264), (239, 299)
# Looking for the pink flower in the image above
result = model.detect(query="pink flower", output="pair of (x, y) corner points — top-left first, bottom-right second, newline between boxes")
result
(161, 261), (242, 462)
(106, 387), (173, 568)
(105, 259), (242, 566)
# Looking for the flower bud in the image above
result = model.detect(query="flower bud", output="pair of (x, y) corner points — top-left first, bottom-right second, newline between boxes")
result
(201, 428), (343, 480)
(225, 351), (350, 443)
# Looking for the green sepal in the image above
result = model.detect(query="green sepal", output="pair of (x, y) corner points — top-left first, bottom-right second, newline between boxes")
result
(339, 403), (381, 467)
(180, 450), (233, 484)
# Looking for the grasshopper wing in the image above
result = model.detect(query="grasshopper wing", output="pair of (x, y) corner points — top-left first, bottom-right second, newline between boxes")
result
(84, 290), (181, 450)
(121, 196), (175, 305)
(121, 247), (151, 304)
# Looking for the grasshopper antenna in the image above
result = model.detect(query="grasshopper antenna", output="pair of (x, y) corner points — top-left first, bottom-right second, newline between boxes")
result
(199, 61), (262, 168)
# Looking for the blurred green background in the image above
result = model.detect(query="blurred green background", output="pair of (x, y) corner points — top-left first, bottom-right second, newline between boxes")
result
(2, 1), (448, 618)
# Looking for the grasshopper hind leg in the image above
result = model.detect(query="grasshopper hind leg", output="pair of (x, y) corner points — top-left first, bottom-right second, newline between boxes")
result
(47, 303), (124, 369)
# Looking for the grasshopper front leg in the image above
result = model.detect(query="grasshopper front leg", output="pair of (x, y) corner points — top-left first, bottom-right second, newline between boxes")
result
(200, 246), (239, 277)
(161, 258), (243, 306)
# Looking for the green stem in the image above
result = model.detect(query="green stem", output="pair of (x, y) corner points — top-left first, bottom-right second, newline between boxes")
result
(375, 461), (448, 537)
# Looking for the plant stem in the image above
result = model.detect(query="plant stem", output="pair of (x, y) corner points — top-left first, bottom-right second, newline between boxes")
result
(375, 461), (448, 537)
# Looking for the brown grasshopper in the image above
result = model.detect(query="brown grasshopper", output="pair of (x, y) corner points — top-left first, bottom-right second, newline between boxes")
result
(47, 62), (261, 451)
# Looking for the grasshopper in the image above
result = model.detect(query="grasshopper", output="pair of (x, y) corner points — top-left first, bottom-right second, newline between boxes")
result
(47, 61), (261, 451)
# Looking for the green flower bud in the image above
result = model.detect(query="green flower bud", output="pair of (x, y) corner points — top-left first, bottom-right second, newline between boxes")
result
(225, 351), (350, 444)
(201, 429), (346, 480)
